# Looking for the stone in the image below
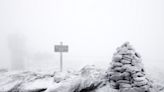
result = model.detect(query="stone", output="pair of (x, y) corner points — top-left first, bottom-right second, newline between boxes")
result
(133, 79), (148, 87)
(126, 50), (135, 55)
(110, 80), (117, 87)
(112, 62), (123, 67)
(149, 88), (158, 92)
(123, 76), (131, 81)
(140, 85), (150, 91)
(135, 52), (141, 58)
(122, 72), (130, 77)
(133, 87), (147, 92)
(119, 83), (132, 88)
(131, 60), (142, 66)
(110, 73), (123, 81)
(133, 56), (142, 62)
(122, 64), (132, 70)
(122, 57), (132, 62)
(117, 80), (130, 84)
(121, 42), (130, 47)
(118, 47), (128, 55)
(126, 66), (142, 74)
(119, 88), (138, 92)
(123, 54), (133, 60)
(132, 72), (145, 79)
(113, 54), (122, 62)
(113, 67), (125, 72)
(121, 60), (131, 64)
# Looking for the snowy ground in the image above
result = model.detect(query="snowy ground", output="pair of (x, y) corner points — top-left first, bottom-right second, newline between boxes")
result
(0, 64), (164, 92)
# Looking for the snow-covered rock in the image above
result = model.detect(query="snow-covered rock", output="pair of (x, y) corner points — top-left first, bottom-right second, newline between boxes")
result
(0, 71), (53, 91)
(46, 65), (108, 92)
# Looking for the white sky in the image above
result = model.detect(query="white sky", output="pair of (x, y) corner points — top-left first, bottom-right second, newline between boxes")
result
(0, 0), (164, 71)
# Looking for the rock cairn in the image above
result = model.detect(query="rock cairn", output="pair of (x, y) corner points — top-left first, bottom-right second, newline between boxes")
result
(108, 42), (155, 92)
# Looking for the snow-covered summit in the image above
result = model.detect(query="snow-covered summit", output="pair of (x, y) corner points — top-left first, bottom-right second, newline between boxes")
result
(0, 42), (164, 92)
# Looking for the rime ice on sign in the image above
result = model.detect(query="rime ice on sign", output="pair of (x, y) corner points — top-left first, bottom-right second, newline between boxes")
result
(108, 42), (155, 92)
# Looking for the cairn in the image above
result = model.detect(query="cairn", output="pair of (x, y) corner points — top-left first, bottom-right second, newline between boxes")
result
(108, 42), (155, 92)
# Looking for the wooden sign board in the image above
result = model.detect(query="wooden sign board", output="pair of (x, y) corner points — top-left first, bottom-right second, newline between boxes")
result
(55, 45), (68, 52)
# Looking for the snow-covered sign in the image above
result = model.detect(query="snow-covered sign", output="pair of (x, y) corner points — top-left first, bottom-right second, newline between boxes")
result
(54, 42), (68, 72)
(55, 45), (68, 52)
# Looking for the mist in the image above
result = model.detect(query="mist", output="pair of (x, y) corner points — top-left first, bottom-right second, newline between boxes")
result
(7, 33), (27, 70)
(0, 0), (164, 71)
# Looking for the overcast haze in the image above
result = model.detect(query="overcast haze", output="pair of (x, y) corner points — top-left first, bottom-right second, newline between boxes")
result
(0, 0), (164, 71)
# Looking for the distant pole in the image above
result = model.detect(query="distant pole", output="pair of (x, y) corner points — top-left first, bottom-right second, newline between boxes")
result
(60, 42), (63, 72)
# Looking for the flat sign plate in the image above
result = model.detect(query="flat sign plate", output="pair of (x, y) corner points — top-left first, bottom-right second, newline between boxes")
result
(55, 45), (68, 52)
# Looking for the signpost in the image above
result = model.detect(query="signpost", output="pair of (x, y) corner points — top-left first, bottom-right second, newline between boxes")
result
(55, 42), (68, 72)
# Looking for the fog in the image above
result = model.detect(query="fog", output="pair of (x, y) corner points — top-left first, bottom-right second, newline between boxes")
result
(0, 0), (164, 71)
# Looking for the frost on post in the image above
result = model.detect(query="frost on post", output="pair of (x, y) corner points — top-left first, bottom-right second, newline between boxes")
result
(108, 42), (155, 92)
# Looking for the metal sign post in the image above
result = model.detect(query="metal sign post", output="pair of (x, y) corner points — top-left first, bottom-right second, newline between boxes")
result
(55, 42), (68, 72)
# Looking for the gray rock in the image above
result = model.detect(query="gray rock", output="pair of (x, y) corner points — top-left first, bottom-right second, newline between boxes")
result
(119, 88), (138, 92)
(133, 76), (146, 82)
(133, 79), (148, 87)
(113, 54), (122, 62)
(110, 73), (123, 81)
(123, 54), (133, 60)
(119, 83), (132, 88)
(121, 60), (131, 64)
(112, 62), (123, 67)
(133, 87), (147, 92)
(113, 67), (125, 72)
(117, 80), (130, 84)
